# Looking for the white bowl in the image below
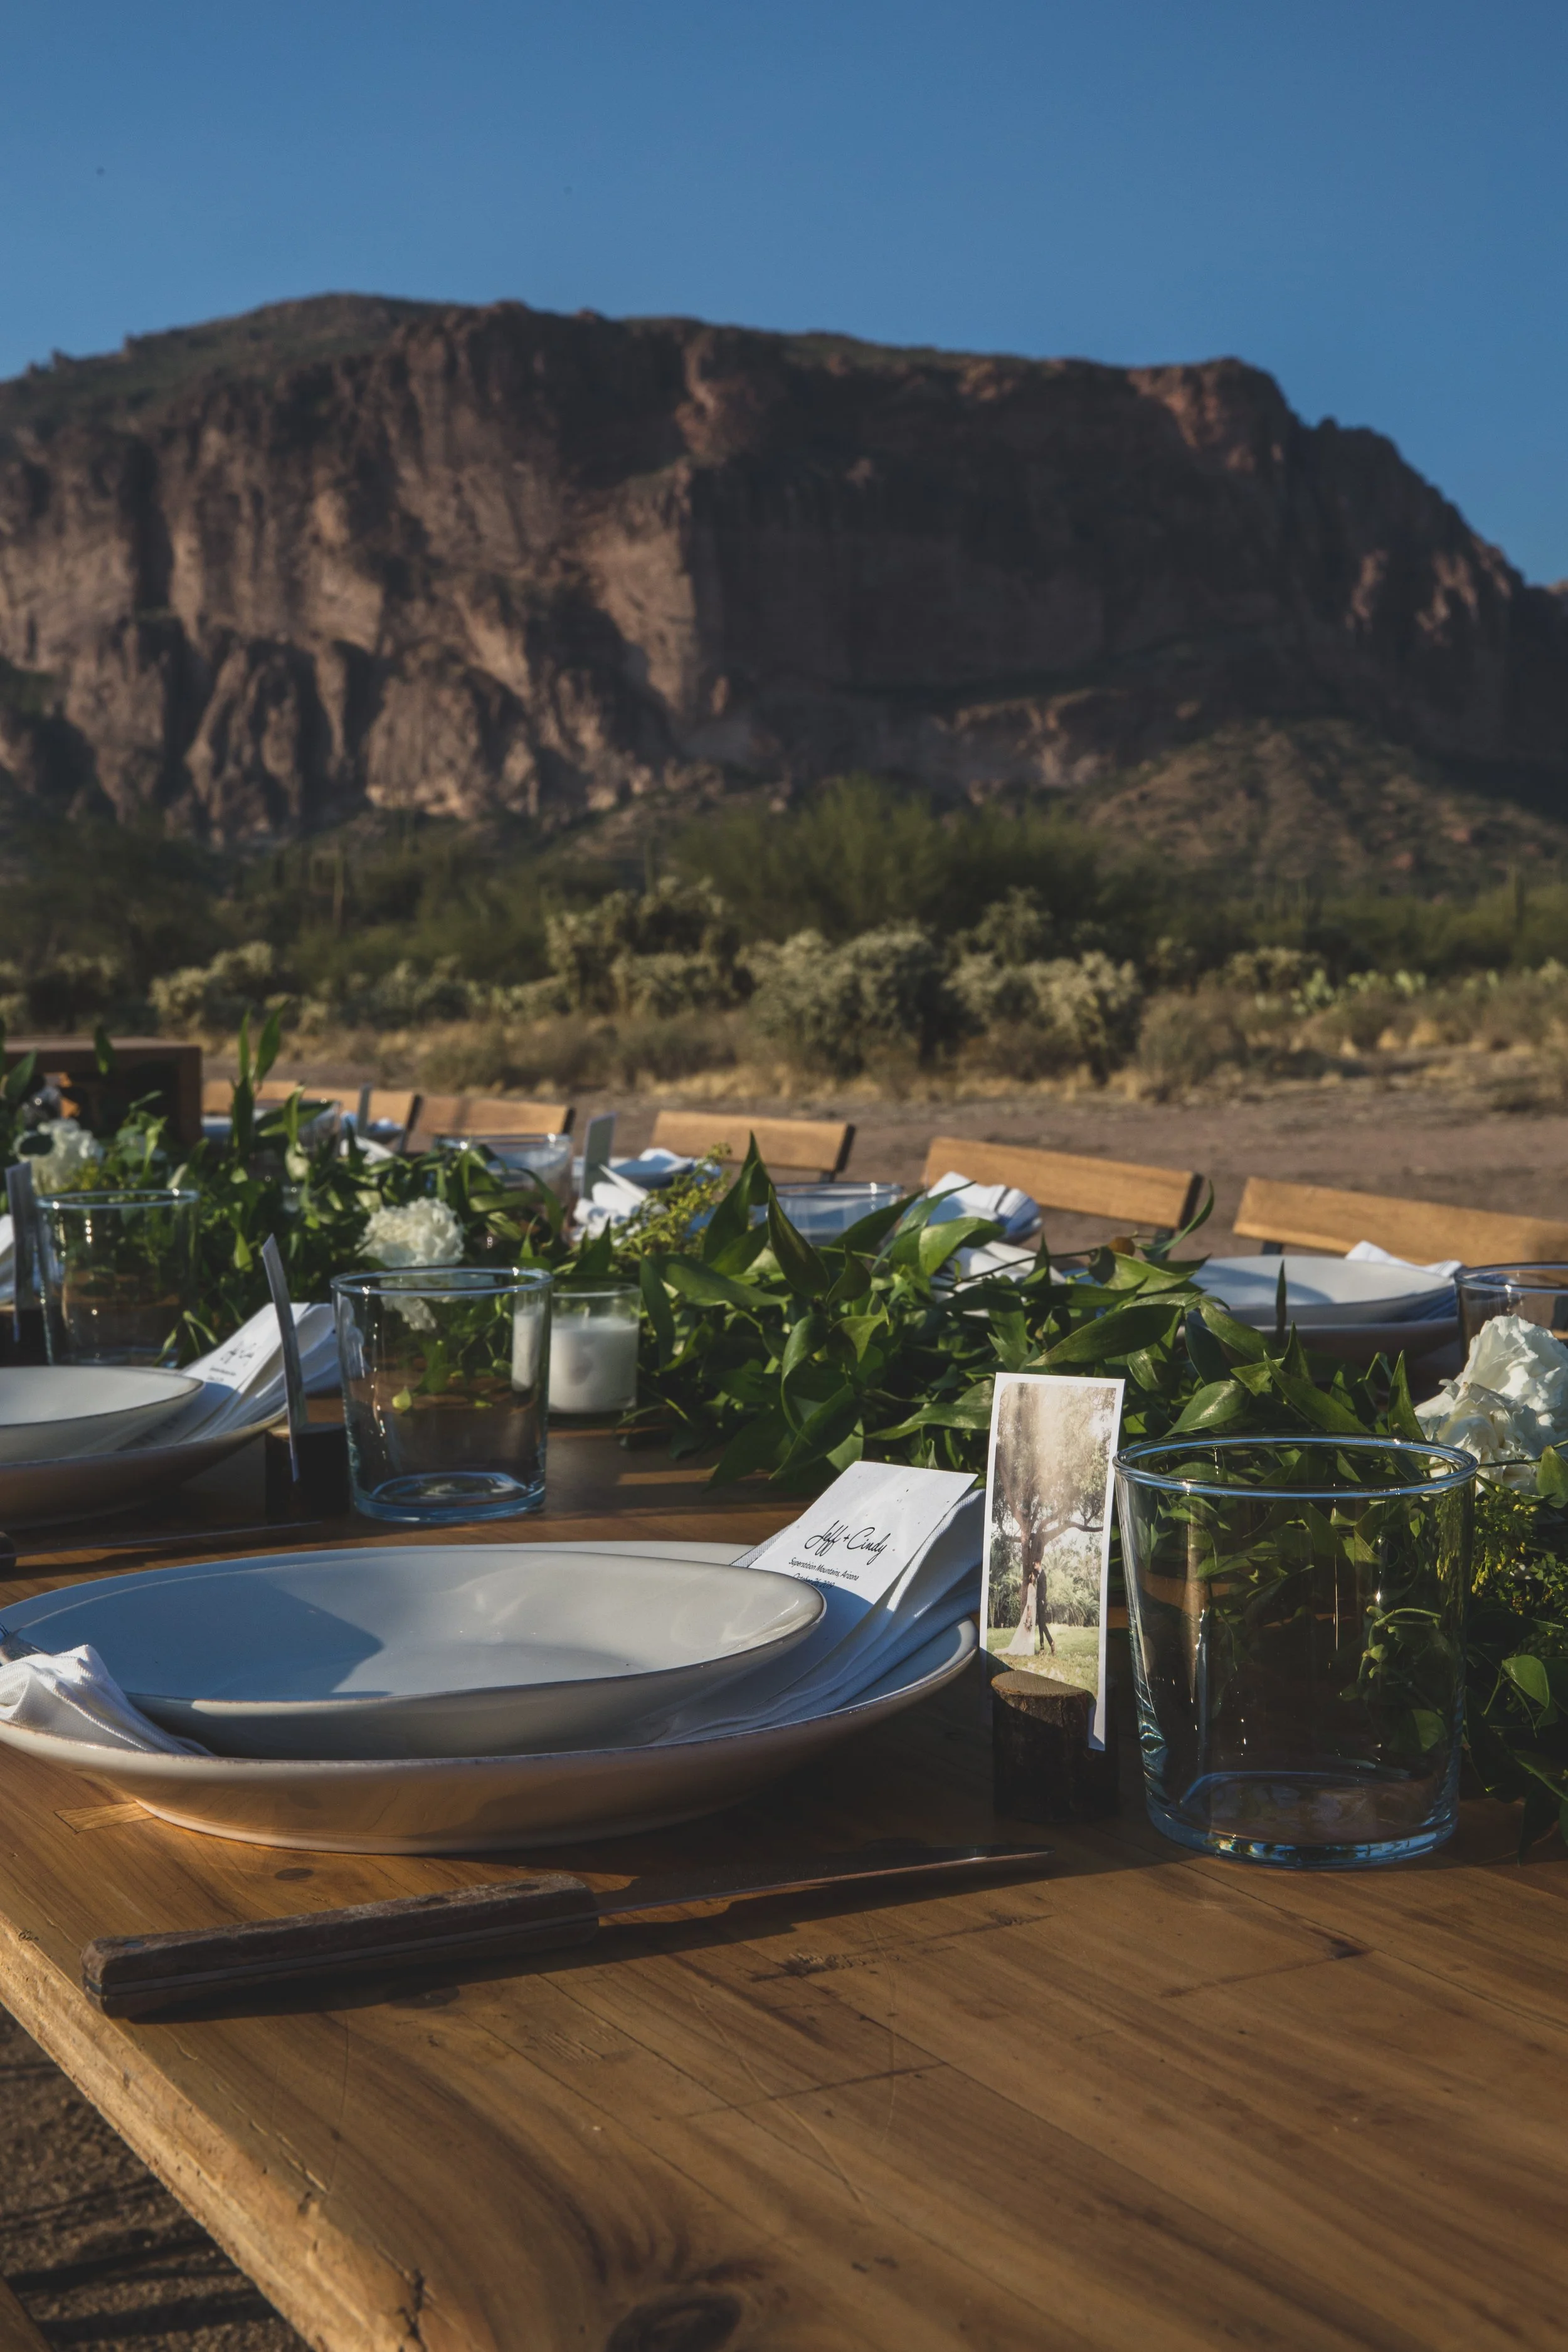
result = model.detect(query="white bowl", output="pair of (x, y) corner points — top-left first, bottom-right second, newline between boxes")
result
(1192, 1256), (1453, 1329)
(8, 1542), (826, 1760)
(0, 1367), (201, 1463)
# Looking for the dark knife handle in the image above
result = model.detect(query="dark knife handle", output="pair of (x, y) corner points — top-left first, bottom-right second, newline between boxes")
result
(83, 1873), (600, 2018)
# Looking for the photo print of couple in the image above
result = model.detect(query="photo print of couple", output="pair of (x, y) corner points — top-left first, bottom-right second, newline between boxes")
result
(982, 1373), (1123, 1749)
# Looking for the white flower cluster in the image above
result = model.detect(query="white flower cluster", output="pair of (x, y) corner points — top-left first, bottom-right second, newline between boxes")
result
(22, 1118), (104, 1197)
(359, 1195), (464, 1268)
(1416, 1314), (1568, 1480)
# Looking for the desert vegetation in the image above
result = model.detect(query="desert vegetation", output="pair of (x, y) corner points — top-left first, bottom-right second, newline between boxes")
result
(6, 780), (1568, 1101)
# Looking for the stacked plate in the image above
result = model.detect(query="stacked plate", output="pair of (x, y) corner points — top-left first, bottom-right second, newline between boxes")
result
(0, 1305), (339, 1525)
(0, 1540), (978, 1851)
(1191, 1255), (1458, 1363)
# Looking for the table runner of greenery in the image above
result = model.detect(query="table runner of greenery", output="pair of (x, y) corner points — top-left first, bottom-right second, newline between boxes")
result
(10, 1017), (1568, 1855)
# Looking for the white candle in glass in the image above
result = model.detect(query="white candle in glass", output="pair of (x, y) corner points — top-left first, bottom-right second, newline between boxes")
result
(548, 1294), (639, 1414)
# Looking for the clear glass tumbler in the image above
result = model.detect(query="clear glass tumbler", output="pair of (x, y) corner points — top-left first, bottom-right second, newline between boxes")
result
(437, 1133), (575, 1213)
(333, 1267), (553, 1524)
(1115, 1434), (1475, 1867)
(1457, 1263), (1568, 1351)
(36, 1187), (198, 1366)
(548, 1286), (640, 1415)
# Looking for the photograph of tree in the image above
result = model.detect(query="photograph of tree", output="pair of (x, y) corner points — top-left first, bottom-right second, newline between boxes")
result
(982, 1373), (1123, 1745)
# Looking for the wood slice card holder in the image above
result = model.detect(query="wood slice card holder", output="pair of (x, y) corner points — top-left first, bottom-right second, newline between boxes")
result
(991, 1670), (1120, 1823)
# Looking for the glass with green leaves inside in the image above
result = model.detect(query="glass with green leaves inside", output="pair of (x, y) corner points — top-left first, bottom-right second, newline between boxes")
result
(36, 1187), (199, 1366)
(332, 1267), (553, 1524)
(1115, 1435), (1475, 1867)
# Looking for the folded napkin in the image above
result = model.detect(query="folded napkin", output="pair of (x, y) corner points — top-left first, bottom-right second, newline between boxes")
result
(572, 1168), (653, 1237)
(1345, 1240), (1463, 1281)
(0, 1642), (207, 1756)
(926, 1173), (1039, 1242)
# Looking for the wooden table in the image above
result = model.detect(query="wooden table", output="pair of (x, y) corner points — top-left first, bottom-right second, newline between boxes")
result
(3, 1432), (1568, 2352)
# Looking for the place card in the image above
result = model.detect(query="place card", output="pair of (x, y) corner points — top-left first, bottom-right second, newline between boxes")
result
(740, 1459), (977, 1609)
(982, 1374), (1123, 1748)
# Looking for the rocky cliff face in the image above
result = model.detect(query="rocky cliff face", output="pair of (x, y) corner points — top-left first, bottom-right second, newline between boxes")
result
(0, 294), (1564, 842)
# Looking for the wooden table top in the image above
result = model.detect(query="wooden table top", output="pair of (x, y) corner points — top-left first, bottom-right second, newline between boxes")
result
(3, 1431), (1568, 2352)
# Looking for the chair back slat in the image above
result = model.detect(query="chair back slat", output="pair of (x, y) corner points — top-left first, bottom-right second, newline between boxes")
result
(649, 1111), (854, 1181)
(921, 1136), (1203, 1232)
(1234, 1177), (1568, 1265)
(405, 1096), (574, 1153)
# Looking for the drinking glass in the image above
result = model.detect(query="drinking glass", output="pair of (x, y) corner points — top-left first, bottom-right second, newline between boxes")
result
(548, 1286), (640, 1415)
(769, 1184), (906, 1241)
(1456, 1263), (1568, 1352)
(1115, 1434), (1475, 1867)
(333, 1267), (553, 1524)
(437, 1133), (575, 1212)
(36, 1187), (198, 1366)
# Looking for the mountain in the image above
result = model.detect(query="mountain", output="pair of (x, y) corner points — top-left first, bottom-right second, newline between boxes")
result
(0, 293), (1565, 854)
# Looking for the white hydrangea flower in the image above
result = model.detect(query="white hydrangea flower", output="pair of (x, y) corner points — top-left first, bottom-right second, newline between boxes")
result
(22, 1118), (104, 1197)
(1416, 1313), (1568, 1479)
(359, 1196), (464, 1268)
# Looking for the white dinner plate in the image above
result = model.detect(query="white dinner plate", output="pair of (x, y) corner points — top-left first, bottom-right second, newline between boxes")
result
(0, 1366), (201, 1463)
(1192, 1255), (1453, 1328)
(0, 1400), (272, 1526)
(1, 1542), (826, 1759)
(0, 1572), (976, 1853)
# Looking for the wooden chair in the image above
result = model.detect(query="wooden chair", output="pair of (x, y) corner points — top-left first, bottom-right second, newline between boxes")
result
(649, 1111), (855, 1182)
(921, 1136), (1204, 1235)
(405, 1095), (574, 1153)
(1234, 1177), (1568, 1266)
(354, 1086), (421, 1150)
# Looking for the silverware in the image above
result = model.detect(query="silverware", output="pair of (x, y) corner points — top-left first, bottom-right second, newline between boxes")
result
(0, 1620), (40, 1663)
(82, 1841), (1054, 2018)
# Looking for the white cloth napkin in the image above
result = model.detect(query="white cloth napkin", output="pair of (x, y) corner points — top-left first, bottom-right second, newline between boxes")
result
(0, 1641), (206, 1755)
(1345, 1240), (1464, 1279)
(572, 1168), (652, 1237)
(926, 1173), (1040, 1241)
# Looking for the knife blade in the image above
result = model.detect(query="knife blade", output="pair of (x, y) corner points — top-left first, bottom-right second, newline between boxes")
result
(81, 1841), (1052, 2018)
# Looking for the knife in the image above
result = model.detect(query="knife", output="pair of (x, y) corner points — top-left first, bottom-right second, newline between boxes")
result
(81, 1841), (1052, 2018)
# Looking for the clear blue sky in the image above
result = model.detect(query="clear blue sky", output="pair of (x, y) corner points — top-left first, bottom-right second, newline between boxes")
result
(3, 0), (1564, 580)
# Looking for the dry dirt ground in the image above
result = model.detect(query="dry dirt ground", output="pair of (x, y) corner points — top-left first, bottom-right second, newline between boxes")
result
(4, 1073), (1564, 2347)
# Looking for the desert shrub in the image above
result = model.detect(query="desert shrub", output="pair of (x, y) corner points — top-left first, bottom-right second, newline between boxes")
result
(958, 887), (1062, 966)
(1219, 946), (1325, 1000)
(1136, 992), (1251, 1097)
(956, 951), (1143, 1079)
(749, 925), (955, 1076)
(545, 880), (744, 1015)
(150, 940), (280, 1033)
(609, 951), (739, 1019)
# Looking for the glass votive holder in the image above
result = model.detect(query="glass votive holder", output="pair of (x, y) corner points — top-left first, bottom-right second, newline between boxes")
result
(437, 1133), (575, 1213)
(36, 1187), (198, 1367)
(1115, 1434), (1475, 1868)
(332, 1266), (553, 1525)
(1456, 1263), (1568, 1351)
(548, 1286), (640, 1416)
